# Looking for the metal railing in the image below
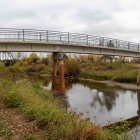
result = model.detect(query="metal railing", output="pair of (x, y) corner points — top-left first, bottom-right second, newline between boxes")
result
(0, 28), (139, 51)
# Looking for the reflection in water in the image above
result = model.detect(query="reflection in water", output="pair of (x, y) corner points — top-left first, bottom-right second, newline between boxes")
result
(90, 90), (118, 112)
(28, 76), (139, 126)
(137, 91), (140, 116)
(64, 80), (138, 125)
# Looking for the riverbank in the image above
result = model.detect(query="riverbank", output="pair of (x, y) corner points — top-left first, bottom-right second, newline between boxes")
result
(79, 78), (140, 90)
(0, 77), (132, 140)
(80, 61), (138, 83)
(2, 53), (139, 85)
(0, 79), (116, 140)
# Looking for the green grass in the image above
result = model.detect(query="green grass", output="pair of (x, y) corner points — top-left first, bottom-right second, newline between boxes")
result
(0, 125), (13, 137)
(25, 135), (37, 140)
(0, 78), (132, 139)
(80, 61), (138, 83)
(0, 78), (104, 139)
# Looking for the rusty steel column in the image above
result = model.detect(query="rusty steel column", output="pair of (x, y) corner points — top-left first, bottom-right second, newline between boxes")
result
(59, 60), (65, 93)
(137, 91), (140, 115)
(137, 67), (140, 86)
(52, 59), (57, 91)
(52, 52), (65, 94)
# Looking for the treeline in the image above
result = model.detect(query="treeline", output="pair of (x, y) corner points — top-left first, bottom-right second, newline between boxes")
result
(1, 53), (139, 83)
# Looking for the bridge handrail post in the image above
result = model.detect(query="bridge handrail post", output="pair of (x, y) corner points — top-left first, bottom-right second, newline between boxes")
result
(60, 34), (61, 42)
(46, 30), (48, 42)
(86, 35), (88, 45)
(92, 37), (95, 46)
(18, 31), (20, 40)
(116, 40), (118, 48)
(40, 33), (41, 41)
(23, 29), (25, 41)
(128, 42), (130, 50)
(103, 38), (104, 47)
(68, 32), (69, 43)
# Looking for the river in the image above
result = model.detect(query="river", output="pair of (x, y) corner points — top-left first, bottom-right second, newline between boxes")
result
(29, 76), (139, 125)
(28, 75), (140, 139)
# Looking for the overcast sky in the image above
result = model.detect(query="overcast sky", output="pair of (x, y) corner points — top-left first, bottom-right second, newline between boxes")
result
(0, 0), (140, 42)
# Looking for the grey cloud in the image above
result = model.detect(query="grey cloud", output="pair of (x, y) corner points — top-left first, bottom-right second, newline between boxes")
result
(77, 9), (112, 23)
(0, 0), (140, 43)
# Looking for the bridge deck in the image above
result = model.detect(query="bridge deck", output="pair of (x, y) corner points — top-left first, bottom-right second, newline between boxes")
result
(0, 28), (139, 57)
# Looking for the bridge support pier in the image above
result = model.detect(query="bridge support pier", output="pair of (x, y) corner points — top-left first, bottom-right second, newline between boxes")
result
(52, 52), (65, 94)
(137, 67), (140, 86)
(59, 60), (65, 93)
(137, 91), (140, 115)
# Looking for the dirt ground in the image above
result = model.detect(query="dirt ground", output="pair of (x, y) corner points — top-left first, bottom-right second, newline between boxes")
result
(0, 103), (46, 140)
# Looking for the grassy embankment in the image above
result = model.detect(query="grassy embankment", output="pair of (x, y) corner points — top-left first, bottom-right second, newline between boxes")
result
(0, 76), (132, 139)
(64, 57), (138, 83)
(80, 61), (138, 83)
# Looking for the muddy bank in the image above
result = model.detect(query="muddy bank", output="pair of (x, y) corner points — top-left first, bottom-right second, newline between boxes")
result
(38, 73), (140, 90)
(79, 78), (140, 90)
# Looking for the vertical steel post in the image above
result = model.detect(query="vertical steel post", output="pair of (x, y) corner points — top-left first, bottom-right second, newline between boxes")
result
(137, 67), (140, 86)
(52, 53), (58, 91)
(103, 38), (104, 47)
(128, 42), (130, 50)
(116, 40), (118, 48)
(68, 32), (69, 43)
(18, 31), (20, 40)
(86, 35), (88, 45)
(59, 60), (65, 93)
(137, 91), (140, 115)
(40, 34), (41, 41)
(46, 30), (48, 42)
(51, 52), (65, 94)
(60, 34), (61, 42)
(23, 29), (24, 41)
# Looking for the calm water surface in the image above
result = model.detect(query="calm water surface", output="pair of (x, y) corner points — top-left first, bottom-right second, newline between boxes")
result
(66, 84), (138, 125)
(28, 76), (140, 139)
(42, 77), (139, 126)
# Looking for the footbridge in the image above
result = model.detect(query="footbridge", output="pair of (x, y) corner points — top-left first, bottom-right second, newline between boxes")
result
(1, 28), (140, 94)
(0, 28), (140, 57)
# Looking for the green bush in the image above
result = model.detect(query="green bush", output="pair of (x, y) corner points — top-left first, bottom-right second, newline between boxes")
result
(65, 58), (80, 77)
(27, 53), (41, 64)
(42, 57), (49, 65)
(0, 65), (15, 80)
(3, 88), (22, 108)
(26, 64), (45, 73)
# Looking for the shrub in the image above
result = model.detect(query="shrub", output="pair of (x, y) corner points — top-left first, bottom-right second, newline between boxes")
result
(27, 53), (41, 64)
(12, 61), (27, 73)
(65, 58), (80, 77)
(0, 80), (22, 108)
(26, 64), (45, 73)
(0, 64), (14, 80)
(4, 90), (22, 108)
(42, 57), (49, 65)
